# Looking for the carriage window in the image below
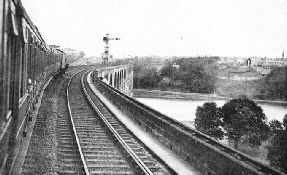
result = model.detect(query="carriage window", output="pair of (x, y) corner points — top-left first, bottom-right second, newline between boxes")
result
(8, 34), (17, 112)
(22, 26), (28, 43)
(10, 13), (18, 36)
(7, 7), (18, 110)
(27, 35), (31, 79)
(20, 25), (28, 98)
(20, 43), (27, 98)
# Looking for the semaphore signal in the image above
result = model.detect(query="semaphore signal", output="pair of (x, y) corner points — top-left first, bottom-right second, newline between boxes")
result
(102, 34), (120, 64)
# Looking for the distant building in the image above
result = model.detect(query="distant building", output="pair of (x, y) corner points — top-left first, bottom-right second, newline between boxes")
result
(218, 55), (286, 69)
(245, 57), (261, 66)
(248, 55), (286, 68)
(262, 59), (286, 68)
(260, 50), (287, 68)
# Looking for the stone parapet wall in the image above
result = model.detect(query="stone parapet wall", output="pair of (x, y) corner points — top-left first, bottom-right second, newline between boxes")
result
(91, 73), (282, 175)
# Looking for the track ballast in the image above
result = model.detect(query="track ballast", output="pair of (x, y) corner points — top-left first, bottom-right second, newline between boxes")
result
(67, 70), (173, 174)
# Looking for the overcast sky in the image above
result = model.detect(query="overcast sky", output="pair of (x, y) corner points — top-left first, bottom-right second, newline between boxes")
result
(22, 0), (287, 58)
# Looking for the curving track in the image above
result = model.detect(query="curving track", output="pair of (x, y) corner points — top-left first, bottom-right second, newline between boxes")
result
(22, 67), (173, 175)
(22, 67), (87, 175)
(66, 70), (173, 174)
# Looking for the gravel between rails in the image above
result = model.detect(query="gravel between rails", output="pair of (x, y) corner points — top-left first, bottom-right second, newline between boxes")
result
(22, 69), (85, 175)
(21, 67), (172, 175)
(82, 72), (173, 175)
(68, 71), (137, 174)
(22, 75), (65, 174)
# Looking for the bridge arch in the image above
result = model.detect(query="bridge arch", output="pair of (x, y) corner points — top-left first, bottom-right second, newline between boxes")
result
(116, 71), (119, 89)
(109, 73), (113, 86)
(114, 72), (117, 88)
(95, 64), (133, 96)
(120, 70), (123, 90)
(118, 71), (121, 89)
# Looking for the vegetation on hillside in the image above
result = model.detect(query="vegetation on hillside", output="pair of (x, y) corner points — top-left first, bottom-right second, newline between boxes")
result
(133, 56), (287, 101)
(63, 48), (85, 64)
(174, 57), (218, 93)
(133, 60), (161, 89)
(215, 78), (262, 98)
(217, 66), (287, 101)
(256, 66), (287, 101)
(133, 57), (218, 93)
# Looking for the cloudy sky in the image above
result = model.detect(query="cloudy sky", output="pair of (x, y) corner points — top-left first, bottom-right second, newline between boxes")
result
(22, 0), (287, 58)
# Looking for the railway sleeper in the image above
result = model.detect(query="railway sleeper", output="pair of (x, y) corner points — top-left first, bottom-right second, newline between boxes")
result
(87, 160), (129, 165)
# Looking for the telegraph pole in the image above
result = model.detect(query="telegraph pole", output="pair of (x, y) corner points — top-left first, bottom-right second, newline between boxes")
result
(102, 34), (120, 64)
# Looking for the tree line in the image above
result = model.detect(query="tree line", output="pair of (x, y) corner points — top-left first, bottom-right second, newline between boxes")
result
(256, 66), (287, 101)
(133, 57), (287, 101)
(195, 98), (287, 173)
(133, 57), (218, 93)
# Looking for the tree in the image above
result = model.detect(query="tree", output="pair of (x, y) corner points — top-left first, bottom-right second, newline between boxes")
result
(160, 62), (176, 78)
(221, 98), (270, 149)
(267, 130), (287, 173)
(283, 114), (287, 130)
(79, 51), (85, 57)
(64, 49), (86, 64)
(133, 61), (149, 88)
(158, 77), (171, 89)
(176, 57), (217, 93)
(259, 66), (287, 100)
(133, 59), (161, 89)
(269, 119), (283, 131)
(195, 102), (224, 140)
(139, 67), (160, 88)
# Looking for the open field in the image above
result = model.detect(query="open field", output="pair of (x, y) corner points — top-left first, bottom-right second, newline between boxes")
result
(215, 78), (263, 99)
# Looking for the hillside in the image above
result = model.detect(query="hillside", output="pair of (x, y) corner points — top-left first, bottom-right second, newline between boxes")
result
(63, 48), (85, 64)
(70, 56), (102, 66)
(215, 78), (263, 99)
(215, 66), (263, 99)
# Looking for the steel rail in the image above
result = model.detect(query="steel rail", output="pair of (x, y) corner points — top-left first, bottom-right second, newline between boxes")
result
(66, 70), (90, 175)
(81, 71), (153, 175)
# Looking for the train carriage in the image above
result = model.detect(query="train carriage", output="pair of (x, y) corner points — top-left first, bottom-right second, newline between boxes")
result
(0, 0), (66, 173)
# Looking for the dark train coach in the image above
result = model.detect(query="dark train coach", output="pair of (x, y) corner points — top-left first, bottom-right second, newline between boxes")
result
(0, 0), (66, 173)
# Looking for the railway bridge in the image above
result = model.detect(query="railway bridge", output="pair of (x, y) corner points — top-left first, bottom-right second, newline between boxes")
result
(96, 64), (133, 96)
(12, 64), (284, 175)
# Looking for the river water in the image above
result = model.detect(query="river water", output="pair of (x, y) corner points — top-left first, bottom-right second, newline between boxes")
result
(136, 98), (287, 125)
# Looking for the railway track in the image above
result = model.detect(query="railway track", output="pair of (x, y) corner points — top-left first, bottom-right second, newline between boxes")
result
(57, 113), (85, 174)
(55, 69), (88, 174)
(66, 70), (173, 174)
(22, 68), (86, 175)
(22, 68), (173, 174)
